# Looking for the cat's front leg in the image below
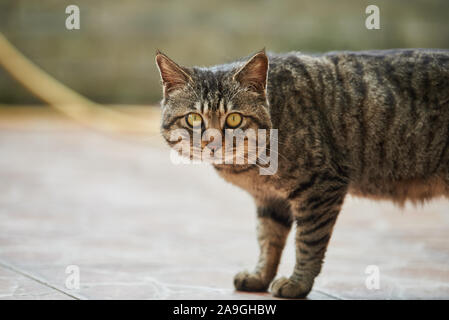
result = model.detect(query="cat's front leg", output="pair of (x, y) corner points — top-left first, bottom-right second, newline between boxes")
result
(271, 176), (347, 298)
(234, 200), (292, 292)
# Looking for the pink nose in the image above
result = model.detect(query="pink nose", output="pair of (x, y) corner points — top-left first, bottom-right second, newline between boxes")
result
(208, 145), (220, 152)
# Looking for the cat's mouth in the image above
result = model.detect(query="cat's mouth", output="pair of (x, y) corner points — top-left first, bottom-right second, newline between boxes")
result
(183, 146), (259, 164)
(174, 140), (273, 166)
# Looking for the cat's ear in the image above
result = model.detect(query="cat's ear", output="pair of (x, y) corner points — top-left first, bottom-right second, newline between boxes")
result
(155, 50), (192, 96)
(233, 49), (269, 95)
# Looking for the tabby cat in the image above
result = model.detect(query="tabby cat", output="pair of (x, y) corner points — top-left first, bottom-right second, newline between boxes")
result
(156, 48), (449, 298)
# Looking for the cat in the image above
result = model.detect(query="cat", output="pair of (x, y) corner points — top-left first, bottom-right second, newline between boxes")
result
(155, 48), (449, 298)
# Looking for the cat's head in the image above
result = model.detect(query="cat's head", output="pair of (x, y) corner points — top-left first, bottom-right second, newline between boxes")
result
(155, 50), (272, 164)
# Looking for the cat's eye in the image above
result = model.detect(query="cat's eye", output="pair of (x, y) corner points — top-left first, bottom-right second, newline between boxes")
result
(186, 113), (203, 128)
(225, 113), (242, 128)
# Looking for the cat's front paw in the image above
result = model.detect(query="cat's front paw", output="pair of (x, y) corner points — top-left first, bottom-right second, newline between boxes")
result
(234, 271), (269, 292)
(271, 277), (312, 299)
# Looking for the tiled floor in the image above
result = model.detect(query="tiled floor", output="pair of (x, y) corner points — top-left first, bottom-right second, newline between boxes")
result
(0, 108), (448, 300)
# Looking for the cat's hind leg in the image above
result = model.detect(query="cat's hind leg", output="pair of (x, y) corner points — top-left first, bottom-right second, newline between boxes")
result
(234, 199), (292, 292)
(271, 173), (348, 298)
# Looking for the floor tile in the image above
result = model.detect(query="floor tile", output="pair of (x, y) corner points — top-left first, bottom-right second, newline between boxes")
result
(0, 109), (448, 299)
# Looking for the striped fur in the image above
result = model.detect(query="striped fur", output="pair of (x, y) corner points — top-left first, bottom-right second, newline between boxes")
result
(156, 49), (449, 298)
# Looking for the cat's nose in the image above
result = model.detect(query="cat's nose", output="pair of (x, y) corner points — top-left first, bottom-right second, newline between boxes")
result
(208, 145), (220, 151)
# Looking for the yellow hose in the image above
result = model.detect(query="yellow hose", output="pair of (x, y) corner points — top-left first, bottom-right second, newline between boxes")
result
(0, 33), (159, 134)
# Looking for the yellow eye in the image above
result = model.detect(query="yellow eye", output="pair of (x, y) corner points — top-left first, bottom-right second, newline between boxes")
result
(225, 113), (242, 128)
(186, 113), (203, 127)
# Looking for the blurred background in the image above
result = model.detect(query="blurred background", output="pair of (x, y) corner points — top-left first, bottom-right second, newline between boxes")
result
(1, 0), (449, 105)
(0, 1), (449, 300)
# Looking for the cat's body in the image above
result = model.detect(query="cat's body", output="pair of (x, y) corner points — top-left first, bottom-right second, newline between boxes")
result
(156, 49), (449, 298)
(218, 49), (449, 203)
